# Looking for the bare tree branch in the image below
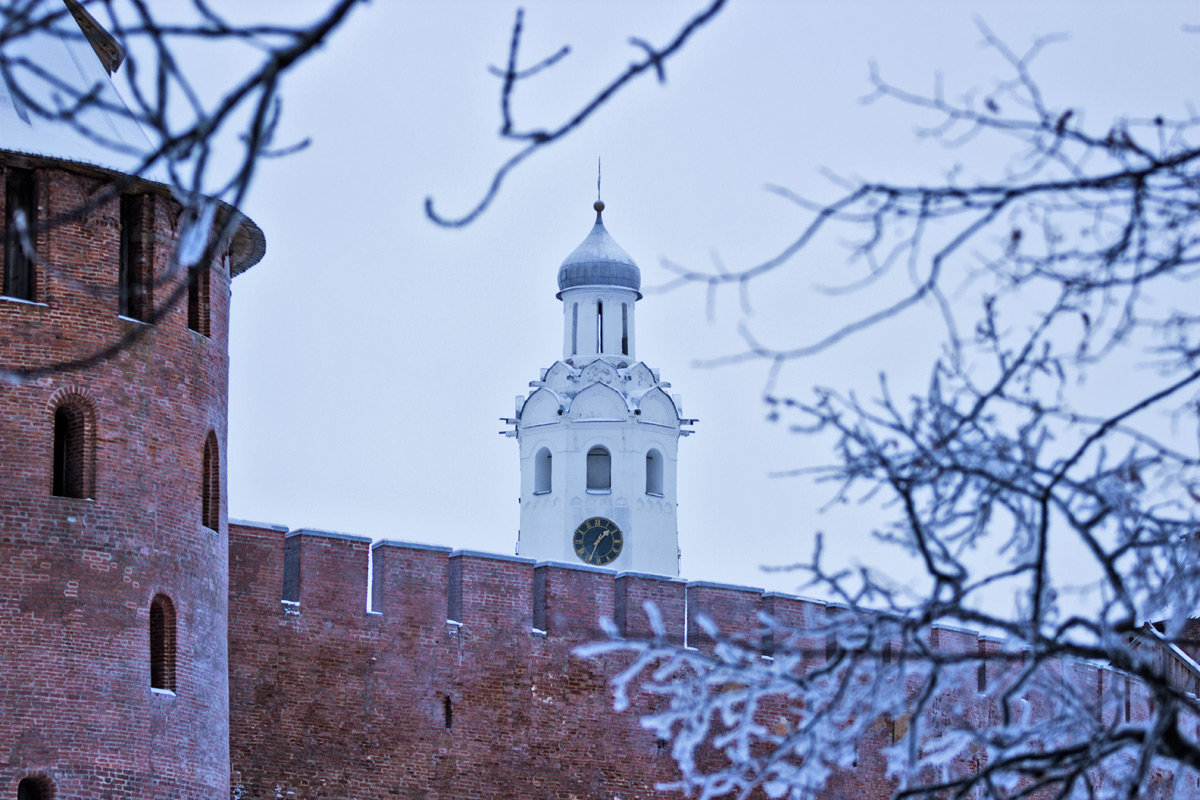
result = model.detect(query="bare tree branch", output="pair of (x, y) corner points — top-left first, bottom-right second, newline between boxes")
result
(423, 0), (727, 228)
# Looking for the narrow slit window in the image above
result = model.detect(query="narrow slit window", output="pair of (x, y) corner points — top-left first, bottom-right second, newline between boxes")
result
(17, 776), (51, 800)
(596, 301), (603, 353)
(4, 167), (37, 300)
(187, 264), (209, 336)
(119, 194), (150, 321)
(586, 446), (611, 491)
(52, 402), (90, 499)
(645, 449), (663, 496)
(571, 302), (578, 354)
(201, 432), (219, 530)
(443, 695), (453, 729)
(533, 448), (552, 494)
(150, 594), (176, 692)
(621, 303), (629, 355)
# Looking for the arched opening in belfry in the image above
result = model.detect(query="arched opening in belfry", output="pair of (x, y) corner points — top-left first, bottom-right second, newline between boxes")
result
(596, 301), (604, 353)
(586, 446), (611, 492)
(621, 303), (629, 355)
(645, 449), (663, 496)
(534, 448), (552, 494)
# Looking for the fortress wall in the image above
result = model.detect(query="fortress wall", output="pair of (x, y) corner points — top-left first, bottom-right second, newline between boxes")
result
(228, 524), (683, 800)
(227, 522), (1189, 800)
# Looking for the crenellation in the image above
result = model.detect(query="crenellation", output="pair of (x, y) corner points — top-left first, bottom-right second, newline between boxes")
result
(218, 526), (1197, 800)
(448, 550), (535, 632)
(687, 580), (764, 652)
(614, 571), (686, 645)
(928, 623), (980, 654)
(281, 529), (371, 614)
(762, 592), (827, 661)
(535, 561), (616, 640)
(229, 521), (287, 609)
(370, 539), (451, 622)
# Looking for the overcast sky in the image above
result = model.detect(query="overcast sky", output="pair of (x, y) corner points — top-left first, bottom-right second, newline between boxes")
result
(210, 1), (1198, 595)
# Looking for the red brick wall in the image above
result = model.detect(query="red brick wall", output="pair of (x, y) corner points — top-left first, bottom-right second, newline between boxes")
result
(1, 157), (233, 799)
(229, 525), (691, 800)
(228, 523), (1200, 800)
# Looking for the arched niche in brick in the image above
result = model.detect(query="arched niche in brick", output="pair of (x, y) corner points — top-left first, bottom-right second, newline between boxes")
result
(17, 773), (54, 800)
(47, 387), (97, 499)
(201, 431), (219, 530)
(149, 593), (177, 692)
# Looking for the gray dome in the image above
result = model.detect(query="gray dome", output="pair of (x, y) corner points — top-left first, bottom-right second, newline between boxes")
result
(557, 204), (641, 297)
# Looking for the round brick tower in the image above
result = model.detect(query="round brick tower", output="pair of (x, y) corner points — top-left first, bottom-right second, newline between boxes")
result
(0, 6), (265, 799)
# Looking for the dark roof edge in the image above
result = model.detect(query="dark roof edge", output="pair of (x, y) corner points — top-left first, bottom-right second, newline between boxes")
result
(0, 147), (266, 275)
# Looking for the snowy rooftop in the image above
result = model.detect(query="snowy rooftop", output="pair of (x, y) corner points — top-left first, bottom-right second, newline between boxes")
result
(0, 2), (154, 177)
(0, 2), (265, 273)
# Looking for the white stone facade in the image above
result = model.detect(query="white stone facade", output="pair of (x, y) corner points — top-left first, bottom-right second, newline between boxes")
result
(509, 206), (690, 576)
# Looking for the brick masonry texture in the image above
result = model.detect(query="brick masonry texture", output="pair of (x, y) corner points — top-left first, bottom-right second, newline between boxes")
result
(1, 158), (232, 799)
(227, 525), (1194, 800)
(229, 527), (683, 800)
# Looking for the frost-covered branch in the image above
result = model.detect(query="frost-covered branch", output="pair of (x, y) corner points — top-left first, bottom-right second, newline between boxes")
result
(590, 21), (1200, 800)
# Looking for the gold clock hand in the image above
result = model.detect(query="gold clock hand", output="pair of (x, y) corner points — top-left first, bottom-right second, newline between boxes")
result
(592, 530), (613, 561)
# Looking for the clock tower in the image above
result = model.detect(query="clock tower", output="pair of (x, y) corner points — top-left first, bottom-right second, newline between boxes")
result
(506, 201), (692, 575)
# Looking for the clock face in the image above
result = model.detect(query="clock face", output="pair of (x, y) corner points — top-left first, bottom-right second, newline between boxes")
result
(572, 517), (623, 566)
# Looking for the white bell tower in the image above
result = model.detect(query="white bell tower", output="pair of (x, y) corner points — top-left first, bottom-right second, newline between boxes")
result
(505, 201), (693, 576)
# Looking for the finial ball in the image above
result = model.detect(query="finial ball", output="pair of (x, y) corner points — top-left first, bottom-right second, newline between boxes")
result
(594, 200), (605, 213)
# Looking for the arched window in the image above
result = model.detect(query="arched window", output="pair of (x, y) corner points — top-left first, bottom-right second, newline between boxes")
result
(596, 301), (603, 353)
(533, 448), (552, 494)
(17, 776), (52, 800)
(51, 399), (92, 499)
(646, 449), (663, 496)
(586, 446), (611, 492)
(201, 432), (219, 530)
(150, 594), (176, 692)
(571, 303), (578, 354)
(621, 303), (629, 355)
